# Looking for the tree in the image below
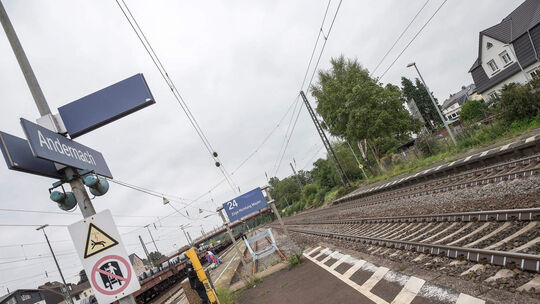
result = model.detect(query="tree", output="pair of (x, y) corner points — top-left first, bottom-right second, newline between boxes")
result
(311, 56), (420, 169)
(401, 77), (443, 130)
(498, 83), (539, 123)
(78, 269), (88, 284)
(459, 99), (487, 124)
(148, 251), (165, 265)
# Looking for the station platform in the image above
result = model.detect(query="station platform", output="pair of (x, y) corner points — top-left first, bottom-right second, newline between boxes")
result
(239, 246), (487, 304)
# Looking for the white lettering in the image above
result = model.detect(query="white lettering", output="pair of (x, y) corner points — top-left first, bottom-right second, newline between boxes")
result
(38, 130), (51, 150)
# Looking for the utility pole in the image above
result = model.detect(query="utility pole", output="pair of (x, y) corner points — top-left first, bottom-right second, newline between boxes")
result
(144, 225), (159, 253)
(289, 162), (303, 189)
(36, 225), (73, 304)
(346, 141), (368, 180)
(0, 4), (139, 301)
(300, 91), (349, 188)
(138, 235), (152, 267)
(186, 231), (193, 246)
(180, 224), (192, 246)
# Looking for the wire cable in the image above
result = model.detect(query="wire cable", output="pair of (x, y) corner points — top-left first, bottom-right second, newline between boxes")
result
(377, 0), (448, 81)
(370, 0), (431, 76)
(114, 0), (239, 193)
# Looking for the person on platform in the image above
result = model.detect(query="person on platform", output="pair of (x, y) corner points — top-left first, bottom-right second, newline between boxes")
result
(185, 262), (209, 304)
(209, 244), (221, 264)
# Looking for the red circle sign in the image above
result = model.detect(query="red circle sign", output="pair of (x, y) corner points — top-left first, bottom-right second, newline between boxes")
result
(91, 255), (132, 296)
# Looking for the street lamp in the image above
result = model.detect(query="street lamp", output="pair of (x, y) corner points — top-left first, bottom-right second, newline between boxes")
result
(36, 224), (74, 304)
(407, 62), (457, 146)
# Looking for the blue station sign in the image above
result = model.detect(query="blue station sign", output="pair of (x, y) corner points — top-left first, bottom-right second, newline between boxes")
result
(58, 73), (155, 139)
(0, 131), (62, 179)
(20, 118), (112, 178)
(223, 187), (268, 223)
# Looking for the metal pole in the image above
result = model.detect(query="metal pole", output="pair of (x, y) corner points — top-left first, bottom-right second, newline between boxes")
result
(346, 141), (368, 180)
(37, 225), (73, 304)
(138, 235), (151, 267)
(0, 6), (137, 302)
(0, 0), (50, 116)
(181, 227), (191, 246)
(217, 208), (252, 281)
(289, 163), (303, 189)
(186, 231), (193, 245)
(411, 64), (457, 146)
(145, 225), (159, 253)
(262, 187), (289, 237)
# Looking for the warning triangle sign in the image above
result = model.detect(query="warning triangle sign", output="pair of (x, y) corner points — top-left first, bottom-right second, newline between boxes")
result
(84, 223), (119, 259)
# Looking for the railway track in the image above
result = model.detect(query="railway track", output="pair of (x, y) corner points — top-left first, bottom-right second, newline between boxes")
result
(293, 151), (540, 221)
(281, 208), (540, 272)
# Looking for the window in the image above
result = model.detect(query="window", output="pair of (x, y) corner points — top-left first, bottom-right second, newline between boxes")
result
(487, 42), (493, 49)
(487, 60), (499, 72)
(499, 51), (512, 65)
(488, 91), (498, 100)
(6, 297), (17, 304)
(20, 294), (31, 301)
(530, 67), (540, 79)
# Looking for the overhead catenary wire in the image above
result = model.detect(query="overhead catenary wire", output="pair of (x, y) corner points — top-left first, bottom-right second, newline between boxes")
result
(370, 0), (431, 76)
(274, 0), (343, 176)
(377, 0), (448, 80)
(114, 0), (239, 194)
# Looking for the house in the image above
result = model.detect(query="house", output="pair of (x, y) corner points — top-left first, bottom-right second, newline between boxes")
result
(441, 84), (479, 121)
(68, 281), (94, 304)
(129, 253), (147, 276)
(0, 289), (63, 304)
(469, 0), (540, 101)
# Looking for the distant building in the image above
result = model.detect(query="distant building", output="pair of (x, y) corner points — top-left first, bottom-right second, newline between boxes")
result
(441, 84), (479, 121)
(0, 289), (63, 304)
(469, 0), (540, 101)
(68, 281), (94, 304)
(129, 253), (146, 276)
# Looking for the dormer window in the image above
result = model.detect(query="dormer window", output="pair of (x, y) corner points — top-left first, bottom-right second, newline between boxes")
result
(487, 59), (499, 72)
(487, 42), (493, 49)
(500, 51), (512, 65)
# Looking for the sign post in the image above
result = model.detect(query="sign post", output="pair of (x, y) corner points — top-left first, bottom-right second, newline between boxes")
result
(261, 186), (289, 237)
(0, 5), (154, 303)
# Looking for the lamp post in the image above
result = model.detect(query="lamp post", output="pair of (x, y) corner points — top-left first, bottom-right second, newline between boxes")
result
(36, 225), (73, 304)
(407, 62), (457, 146)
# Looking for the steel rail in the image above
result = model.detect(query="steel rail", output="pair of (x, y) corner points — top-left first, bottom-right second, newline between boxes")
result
(287, 208), (540, 225)
(293, 155), (539, 220)
(288, 227), (540, 272)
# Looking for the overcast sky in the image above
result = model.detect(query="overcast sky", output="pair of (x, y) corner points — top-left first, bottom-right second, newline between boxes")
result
(0, 0), (523, 293)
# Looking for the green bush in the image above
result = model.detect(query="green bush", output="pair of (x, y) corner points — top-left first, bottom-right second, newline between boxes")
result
(498, 83), (539, 123)
(287, 251), (304, 268)
(459, 99), (488, 124)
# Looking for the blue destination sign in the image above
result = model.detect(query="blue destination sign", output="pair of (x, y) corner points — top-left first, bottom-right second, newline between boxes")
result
(20, 118), (112, 178)
(58, 73), (155, 139)
(223, 187), (268, 223)
(0, 131), (62, 179)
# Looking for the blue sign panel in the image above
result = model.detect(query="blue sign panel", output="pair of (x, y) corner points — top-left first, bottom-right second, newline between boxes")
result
(20, 118), (112, 178)
(223, 187), (268, 222)
(0, 131), (62, 179)
(58, 74), (155, 138)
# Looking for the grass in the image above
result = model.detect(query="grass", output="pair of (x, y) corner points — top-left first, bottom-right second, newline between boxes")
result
(398, 265), (407, 271)
(216, 287), (238, 304)
(287, 250), (304, 268)
(245, 276), (263, 289)
(259, 290), (270, 296)
(280, 282), (289, 288)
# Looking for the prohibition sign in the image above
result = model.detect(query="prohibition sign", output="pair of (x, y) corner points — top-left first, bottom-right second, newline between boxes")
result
(91, 255), (132, 296)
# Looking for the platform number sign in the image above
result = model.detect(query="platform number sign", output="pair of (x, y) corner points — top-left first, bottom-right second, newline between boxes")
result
(222, 187), (268, 222)
(226, 200), (239, 210)
(69, 210), (140, 303)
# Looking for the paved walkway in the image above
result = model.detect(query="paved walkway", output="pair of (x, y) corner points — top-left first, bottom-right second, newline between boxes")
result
(239, 246), (487, 304)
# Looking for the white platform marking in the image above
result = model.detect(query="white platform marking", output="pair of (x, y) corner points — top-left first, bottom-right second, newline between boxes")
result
(392, 276), (426, 304)
(456, 293), (485, 304)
